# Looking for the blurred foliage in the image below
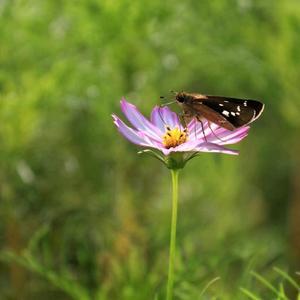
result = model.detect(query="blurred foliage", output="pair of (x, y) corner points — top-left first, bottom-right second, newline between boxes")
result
(1, 0), (300, 299)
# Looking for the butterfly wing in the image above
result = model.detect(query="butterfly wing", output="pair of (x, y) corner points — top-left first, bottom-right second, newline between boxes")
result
(191, 95), (264, 129)
(189, 101), (235, 130)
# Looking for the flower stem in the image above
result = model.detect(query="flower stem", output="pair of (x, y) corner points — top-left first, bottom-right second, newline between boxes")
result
(166, 169), (180, 300)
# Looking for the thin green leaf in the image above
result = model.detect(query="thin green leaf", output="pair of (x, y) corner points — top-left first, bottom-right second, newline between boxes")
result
(199, 277), (221, 297)
(274, 267), (300, 291)
(138, 149), (165, 164)
(240, 287), (262, 300)
(1, 250), (90, 300)
(277, 283), (286, 300)
(251, 271), (288, 300)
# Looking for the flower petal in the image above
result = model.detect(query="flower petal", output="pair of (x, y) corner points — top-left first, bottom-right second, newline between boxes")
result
(120, 98), (162, 140)
(150, 106), (165, 132)
(160, 140), (239, 156)
(171, 140), (204, 152)
(187, 119), (211, 141)
(149, 140), (201, 156)
(160, 148), (172, 156)
(208, 126), (250, 145)
(112, 114), (156, 147)
(195, 142), (239, 155)
(187, 120), (250, 145)
(151, 106), (181, 129)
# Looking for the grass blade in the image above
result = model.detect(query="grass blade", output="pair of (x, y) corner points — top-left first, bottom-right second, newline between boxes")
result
(274, 267), (300, 291)
(199, 277), (220, 297)
(251, 271), (288, 300)
(240, 287), (262, 300)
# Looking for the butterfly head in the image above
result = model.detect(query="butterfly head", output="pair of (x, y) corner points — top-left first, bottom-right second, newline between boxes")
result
(175, 92), (187, 104)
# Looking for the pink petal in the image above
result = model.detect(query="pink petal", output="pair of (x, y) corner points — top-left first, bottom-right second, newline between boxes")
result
(152, 140), (201, 156)
(195, 142), (239, 155)
(160, 148), (172, 156)
(171, 140), (203, 152)
(187, 118), (207, 133)
(161, 140), (238, 155)
(208, 126), (250, 145)
(151, 106), (181, 129)
(187, 120), (250, 146)
(112, 114), (156, 147)
(187, 119), (212, 141)
(150, 106), (165, 133)
(221, 132), (248, 145)
(120, 98), (162, 140)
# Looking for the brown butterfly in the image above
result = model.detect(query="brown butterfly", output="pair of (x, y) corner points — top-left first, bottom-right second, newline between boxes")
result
(174, 92), (264, 131)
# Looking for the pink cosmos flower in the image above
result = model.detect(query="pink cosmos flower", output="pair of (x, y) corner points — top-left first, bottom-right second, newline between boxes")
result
(112, 98), (250, 168)
(112, 98), (252, 296)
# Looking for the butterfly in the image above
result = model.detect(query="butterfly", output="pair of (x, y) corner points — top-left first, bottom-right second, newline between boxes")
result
(174, 92), (264, 131)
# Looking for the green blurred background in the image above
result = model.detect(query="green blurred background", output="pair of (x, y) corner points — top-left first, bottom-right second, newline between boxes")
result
(1, 0), (300, 299)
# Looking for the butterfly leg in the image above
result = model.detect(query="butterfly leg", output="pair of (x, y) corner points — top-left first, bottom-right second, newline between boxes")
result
(159, 107), (186, 136)
(196, 116), (207, 142)
(177, 112), (188, 130)
(207, 122), (225, 142)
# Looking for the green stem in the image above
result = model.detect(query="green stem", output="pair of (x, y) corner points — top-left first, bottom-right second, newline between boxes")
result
(166, 169), (180, 300)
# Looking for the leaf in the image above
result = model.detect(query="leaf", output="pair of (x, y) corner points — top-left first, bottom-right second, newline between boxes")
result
(240, 287), (262, 300)
(199, 277), (221, 297)
(251, 271), (288, 300)
(274, 267), (300, 291)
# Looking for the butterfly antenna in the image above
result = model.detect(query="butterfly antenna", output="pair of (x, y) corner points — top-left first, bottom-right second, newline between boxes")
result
(160, 100), (176, 107)
(207, 122), (225, 142)
(158, 106), (167, 127)
(158, 95), (177, 129)
(159, 94), (177, 107)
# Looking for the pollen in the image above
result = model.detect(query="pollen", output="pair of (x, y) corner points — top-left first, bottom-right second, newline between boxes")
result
(162, 126), (188, 149)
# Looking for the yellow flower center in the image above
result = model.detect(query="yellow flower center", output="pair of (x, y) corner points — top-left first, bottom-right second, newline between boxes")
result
(162, 126), (188, 149)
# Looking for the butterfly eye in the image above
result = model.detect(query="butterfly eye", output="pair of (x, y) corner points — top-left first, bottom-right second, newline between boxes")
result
(176, 95), (185, 103)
